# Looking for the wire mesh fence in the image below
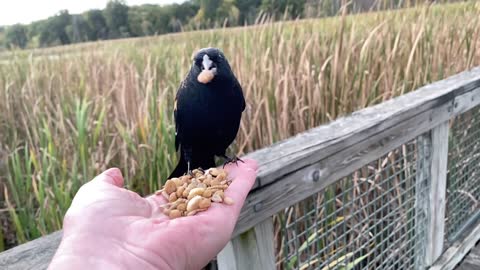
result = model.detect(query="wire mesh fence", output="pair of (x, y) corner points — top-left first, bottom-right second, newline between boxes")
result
(445, 105), (480, 243)
(274, 141), (428, 270)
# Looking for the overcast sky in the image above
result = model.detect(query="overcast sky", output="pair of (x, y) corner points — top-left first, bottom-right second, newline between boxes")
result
(0, 0), (185, 26)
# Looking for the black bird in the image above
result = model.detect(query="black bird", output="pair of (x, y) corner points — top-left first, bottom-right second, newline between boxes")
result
(168, 47), (246, 178)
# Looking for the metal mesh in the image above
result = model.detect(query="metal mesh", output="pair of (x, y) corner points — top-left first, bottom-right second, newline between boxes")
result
(274, 141), (428, 270)
(445, 106), (480, 242)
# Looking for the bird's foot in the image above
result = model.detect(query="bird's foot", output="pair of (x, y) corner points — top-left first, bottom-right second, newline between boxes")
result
(221, 155), (244, 168)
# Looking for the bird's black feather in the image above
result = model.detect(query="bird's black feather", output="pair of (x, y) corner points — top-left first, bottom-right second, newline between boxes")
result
(168, 48), (245, 178)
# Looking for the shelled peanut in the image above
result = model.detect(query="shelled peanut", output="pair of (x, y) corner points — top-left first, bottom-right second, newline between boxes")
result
(156, 168), (234, 219)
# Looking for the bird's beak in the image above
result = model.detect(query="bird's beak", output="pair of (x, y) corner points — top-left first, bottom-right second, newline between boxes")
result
(197, 54), (217, 84)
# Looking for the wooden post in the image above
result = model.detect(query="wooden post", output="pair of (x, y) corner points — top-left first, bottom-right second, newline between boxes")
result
(217, 218), (275, 270)
(415, 133), (430, 269)
(417, 121), (449, 267)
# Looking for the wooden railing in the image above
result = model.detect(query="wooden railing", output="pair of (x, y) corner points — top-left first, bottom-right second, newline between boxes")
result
(1, 67), (480, 270)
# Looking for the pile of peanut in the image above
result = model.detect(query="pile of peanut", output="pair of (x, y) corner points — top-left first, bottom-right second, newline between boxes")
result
(156, 168), (234, 219)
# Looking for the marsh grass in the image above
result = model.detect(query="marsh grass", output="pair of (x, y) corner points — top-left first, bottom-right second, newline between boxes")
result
(0, 2), (480, 251)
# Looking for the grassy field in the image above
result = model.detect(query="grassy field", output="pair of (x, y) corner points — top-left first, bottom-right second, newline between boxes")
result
(0, 2), (480, 251)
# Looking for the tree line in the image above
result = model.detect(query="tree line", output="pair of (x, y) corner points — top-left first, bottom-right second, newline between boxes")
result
(0, 0), (449, 50)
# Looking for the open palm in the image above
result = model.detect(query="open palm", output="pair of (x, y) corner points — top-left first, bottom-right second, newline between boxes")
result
(48, 159), (258, 270)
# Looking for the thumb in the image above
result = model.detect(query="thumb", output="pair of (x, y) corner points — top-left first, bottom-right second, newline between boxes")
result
(93, 168), (124, 187)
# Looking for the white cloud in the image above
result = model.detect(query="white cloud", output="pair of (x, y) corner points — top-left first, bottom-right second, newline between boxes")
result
(0, 0), (185, 26)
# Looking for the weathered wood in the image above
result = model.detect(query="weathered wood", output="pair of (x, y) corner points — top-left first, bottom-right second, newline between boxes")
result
(415, 134), (431, 270)
(453, 87), (480, 116)
(246, 67), (480, 191)
(431, 221), (480, 270)
(425, 122), (449, 265)
(232, 68), (480, 236)
(217, 218), (275, 270)
(456, 241), (480, 270)
(1, 67), (480, 268)
(234, 101), (452, 236)
(0, 230), (62, 270)
(217, 242), (236, 270)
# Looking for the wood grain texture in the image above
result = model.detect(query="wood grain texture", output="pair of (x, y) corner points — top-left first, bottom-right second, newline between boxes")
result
(217, 218), (275, 270)
(233, 67), (480, 236)
(425, 122), (449, 265)
(0, 231), (62, 270)
(246, 67), (480, 191)
(1, 67), (480, 269)
(217, 242), (237, 270)
(456, 242), (480, 270)
(415, 134), (431, 269)
(431, 221), (480, 270)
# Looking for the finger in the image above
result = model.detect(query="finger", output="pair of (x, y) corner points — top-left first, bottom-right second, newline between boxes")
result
(223, 157), (258, 172)
(92, 168), (124, 187)
(223, 159), (258, 216)
(145, 193), (169, 218)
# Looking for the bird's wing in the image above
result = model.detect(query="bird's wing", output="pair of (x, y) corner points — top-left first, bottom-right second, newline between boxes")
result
(174, 96), (179, 151)
(234, 77), (246, 112)
(174, 81), (186, 151)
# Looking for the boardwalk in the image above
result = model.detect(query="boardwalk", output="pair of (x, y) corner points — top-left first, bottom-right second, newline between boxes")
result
(1, 68), (480, 270)
(457, 242), (480, 270)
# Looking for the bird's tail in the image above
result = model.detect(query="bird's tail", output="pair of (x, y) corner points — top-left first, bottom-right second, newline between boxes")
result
(168, 153), (216, 179)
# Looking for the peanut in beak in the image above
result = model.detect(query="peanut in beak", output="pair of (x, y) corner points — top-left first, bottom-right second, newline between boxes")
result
(197, 70), (215, 84)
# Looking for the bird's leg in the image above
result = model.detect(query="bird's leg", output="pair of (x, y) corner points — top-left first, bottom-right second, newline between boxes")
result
(220, 154), (244, 168)
(187, 162), (191, 176)
(183, 147), (194, 176)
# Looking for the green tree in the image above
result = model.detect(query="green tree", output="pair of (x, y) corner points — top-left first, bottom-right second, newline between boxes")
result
(66, 15), (92, 43)
(103, 0), (130, 39)
(217, 0), (240, 26)
(39, 10), (72, 46)
(163, 3), (199, 33)
(85, 9), (108, 40)
(5, 24), (28, 49)
(260, 0), (307, 19)
(192, 0), (242, 28)
(192, 0), (221, 27)
(236, 0), (262, 24)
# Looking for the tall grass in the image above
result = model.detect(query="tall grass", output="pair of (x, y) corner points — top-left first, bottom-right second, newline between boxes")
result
(0, 2), (480, 249)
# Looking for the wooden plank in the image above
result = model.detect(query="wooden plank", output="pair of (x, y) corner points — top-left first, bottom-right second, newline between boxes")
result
(415, 134), (431, 269)
(233, 101), (452, 236)
(453, 87), (480, 116)
(456, 242), (480, 270)
(430, 222), (480, 270)
(425, 122), (449, 265)
(217, 242), (237, 270)
(246, 67), (480, 190)
(217, 218), (275, 270)
(233, 70), (480, 236)
(0, 230), (62, 270)
(252, 218), (276, 269)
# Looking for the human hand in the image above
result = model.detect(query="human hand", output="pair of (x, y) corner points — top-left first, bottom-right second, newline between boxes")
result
(48, 159), (258, 270)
